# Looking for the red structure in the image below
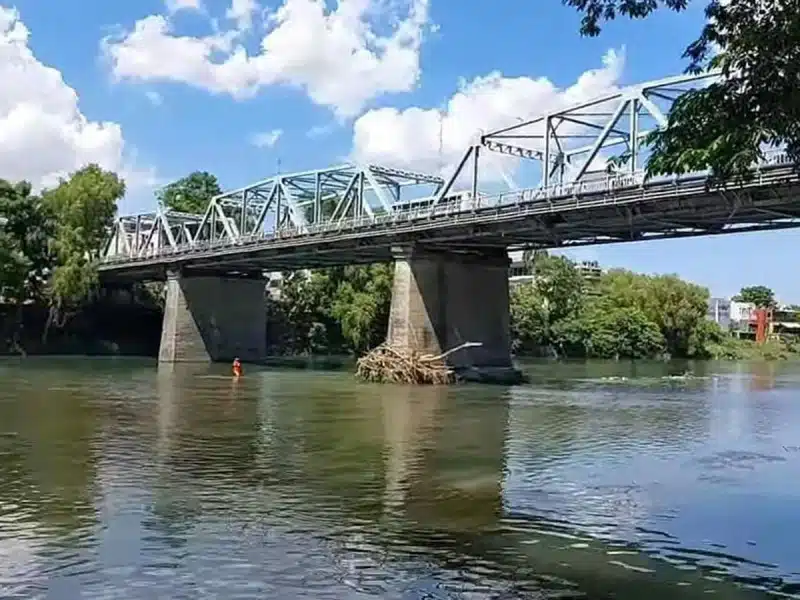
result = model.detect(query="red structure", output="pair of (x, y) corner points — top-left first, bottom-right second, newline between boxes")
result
(752, 308), (773, 344)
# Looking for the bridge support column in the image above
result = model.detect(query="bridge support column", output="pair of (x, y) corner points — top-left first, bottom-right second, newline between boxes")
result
(159, 270), (267, 363)
(387, 245), (522, 384)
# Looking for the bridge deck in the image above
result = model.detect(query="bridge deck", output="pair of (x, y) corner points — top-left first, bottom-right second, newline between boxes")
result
(99, 161), (800, 282)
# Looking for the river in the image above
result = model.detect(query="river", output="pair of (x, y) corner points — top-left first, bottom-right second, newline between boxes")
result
(0, 358), (798, 599)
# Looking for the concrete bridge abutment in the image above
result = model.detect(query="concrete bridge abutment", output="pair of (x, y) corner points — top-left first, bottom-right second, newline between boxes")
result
(159, 269), (267, 364)
(386, 245), (523, 384)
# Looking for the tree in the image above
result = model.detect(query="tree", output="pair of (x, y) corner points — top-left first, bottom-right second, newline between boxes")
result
(510, 264), (711, 359)
(511, 254), (585, 355)
(273, 263), (393, 355)
(0, 180), (54, 302)
(578, 304), (666, 359)
(563, 0), (800, 180)
(563, 0), (690, 37)
(593, 270), (709, 357)
(157, 171), (221, 214)
(0, 232), (31, 304)
(45, 165), (124, 262)
(733, 285), (775, 307)
(511, 283), (550, 354)
(43, 165), (125, 320)
(276, 271), (331, 354)
(331, 263), (393, 354)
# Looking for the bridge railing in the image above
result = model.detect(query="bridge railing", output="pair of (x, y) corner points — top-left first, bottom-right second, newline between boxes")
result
(100, 149), (792, 265)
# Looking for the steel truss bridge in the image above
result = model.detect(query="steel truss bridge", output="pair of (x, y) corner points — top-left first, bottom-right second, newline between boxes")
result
(100, 71), (800, 281)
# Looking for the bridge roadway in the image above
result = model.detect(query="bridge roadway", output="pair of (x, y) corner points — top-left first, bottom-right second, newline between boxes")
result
(99, 155), (800, 280)
(96, 71), (800, 376)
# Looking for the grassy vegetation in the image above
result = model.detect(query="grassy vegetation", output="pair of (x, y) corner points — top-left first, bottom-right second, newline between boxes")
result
(704, 336), (800, 361)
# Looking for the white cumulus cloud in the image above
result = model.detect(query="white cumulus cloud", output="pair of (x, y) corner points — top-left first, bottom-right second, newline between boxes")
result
(250, 128), (282, 147)
(102, 0), (429, 118)
(351, 48), (626, 183)
(0, 6), (150, 195)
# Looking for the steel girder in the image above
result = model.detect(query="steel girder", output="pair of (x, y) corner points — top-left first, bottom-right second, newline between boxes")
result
(429, 71), (721, 209)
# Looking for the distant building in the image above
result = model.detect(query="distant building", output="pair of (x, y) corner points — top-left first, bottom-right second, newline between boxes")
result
(730, 301), (756, 331)
(575, 260), (602, 283)
(725, 302), (800, 339)
(508, 257), (604, 288)
(508, 259), (534, 286)
(707, 297), (731, 329)
(769, 306), (800, 337)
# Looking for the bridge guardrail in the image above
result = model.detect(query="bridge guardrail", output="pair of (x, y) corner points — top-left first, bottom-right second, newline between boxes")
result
(101, 150), (792, 265)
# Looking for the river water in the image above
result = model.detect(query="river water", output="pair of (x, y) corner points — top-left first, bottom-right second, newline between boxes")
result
(1, 358), (799, 599)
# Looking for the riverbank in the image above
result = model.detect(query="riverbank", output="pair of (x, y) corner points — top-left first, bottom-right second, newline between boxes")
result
(704, 335), (800, 361)
(3, 299), (797, 366)
(0, 302), (162, 357)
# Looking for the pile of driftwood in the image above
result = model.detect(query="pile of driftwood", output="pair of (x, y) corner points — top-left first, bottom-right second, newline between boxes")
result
(355, 341), (480, 385)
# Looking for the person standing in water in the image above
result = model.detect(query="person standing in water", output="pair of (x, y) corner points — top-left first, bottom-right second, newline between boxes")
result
(232, 357), (242, 377)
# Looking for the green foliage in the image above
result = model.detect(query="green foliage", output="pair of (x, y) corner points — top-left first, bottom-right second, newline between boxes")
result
(0, 166), (126, 348)
(593, 270), (710, 357)
(510, 255), (714, 360)
(273, 263), (394, 355)
(562, 0), (690, 37)
(49, 261), (99, 311)
(0, 180), (54, 302)
(43, 165), (125, 309)
(704, 333), (793, 361)
(157, 171), (221, 214)
(510, 252), (585, 355)
(578, 304), (666, 359)
(0, 232), (30, 303)
(565, 0), (800, 180)
(733, 285), (775, 308)
(331, 264), (394, 354)
(45, 165), (123, 261)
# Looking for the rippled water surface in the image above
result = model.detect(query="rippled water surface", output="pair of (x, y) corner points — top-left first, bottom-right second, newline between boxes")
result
(1, 358), (799, 599)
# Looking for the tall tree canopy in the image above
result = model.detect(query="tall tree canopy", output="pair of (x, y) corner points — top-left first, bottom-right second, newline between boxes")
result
(43, 165), (125, 310)
(158, 171), (222, 214)
(563, 0), (800, 179)
(733, 285), (775, 308)
(0, 165), (126, 345)
(0, 181), (53, 302)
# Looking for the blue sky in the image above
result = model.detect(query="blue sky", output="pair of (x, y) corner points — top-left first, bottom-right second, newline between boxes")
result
(2, 0), (798, 301)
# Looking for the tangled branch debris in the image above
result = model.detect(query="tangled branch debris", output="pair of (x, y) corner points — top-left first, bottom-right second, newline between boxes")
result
(355, 342), (480, 385)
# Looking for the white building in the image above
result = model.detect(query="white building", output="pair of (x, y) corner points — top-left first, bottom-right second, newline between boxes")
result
(729, 301), (756, 329)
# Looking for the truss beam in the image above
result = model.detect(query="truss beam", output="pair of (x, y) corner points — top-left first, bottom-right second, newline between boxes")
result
(103, 163), (445, 260)
(103, 210), (204, 260)
(455, 70), (724, 196)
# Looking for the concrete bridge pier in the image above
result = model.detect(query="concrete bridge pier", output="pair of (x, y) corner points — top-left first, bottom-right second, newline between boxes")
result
(159, 269), (267, 363)
(387, 245), (523, 384)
